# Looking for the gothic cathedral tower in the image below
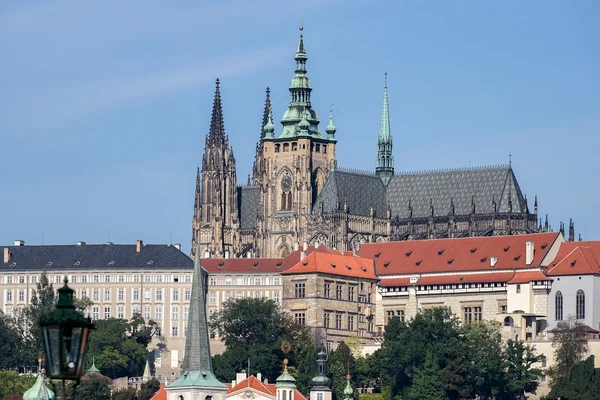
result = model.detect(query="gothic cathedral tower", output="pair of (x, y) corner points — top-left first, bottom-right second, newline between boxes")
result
(191, 79), (239, 258)
(255, 26), (337, 257)
(375, 73), (394, 185)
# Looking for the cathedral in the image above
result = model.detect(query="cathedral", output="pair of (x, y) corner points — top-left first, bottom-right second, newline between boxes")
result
(191, 26), (559, 259)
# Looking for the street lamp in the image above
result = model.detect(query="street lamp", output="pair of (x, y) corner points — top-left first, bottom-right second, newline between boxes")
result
(39, 278), (94, 383)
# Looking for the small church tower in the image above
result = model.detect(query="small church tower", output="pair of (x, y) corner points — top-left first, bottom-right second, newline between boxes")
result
(309, 349), (332, 400)
(192, 79), (240, 258)
(276, 358), (297, 400)
(166, 244), (228, 399)
(375, 73), (394, 185)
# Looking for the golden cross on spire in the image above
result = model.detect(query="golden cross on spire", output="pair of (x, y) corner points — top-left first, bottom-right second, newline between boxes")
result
(330, 103), (334, 118)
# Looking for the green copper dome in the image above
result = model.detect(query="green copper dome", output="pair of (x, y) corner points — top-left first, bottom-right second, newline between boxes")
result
(264, 111), (275, 138)
(23, 373), (55, 400)
(310, 349), (332, 391)
(86, 357), (101, 375)
(276, 361), (296, 388)
(343, 376), (354, 399)
(326, 110), (336, 138)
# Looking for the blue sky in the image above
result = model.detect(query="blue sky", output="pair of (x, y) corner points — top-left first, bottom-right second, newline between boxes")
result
(1, 0), (599, 254)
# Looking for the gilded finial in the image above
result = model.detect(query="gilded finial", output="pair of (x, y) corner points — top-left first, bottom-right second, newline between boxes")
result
(300, 16), (303, 31)
(329, 103), (334, 118)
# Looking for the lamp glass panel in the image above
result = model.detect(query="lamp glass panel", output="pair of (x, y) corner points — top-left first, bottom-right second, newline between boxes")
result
(43, 326), (61, 377)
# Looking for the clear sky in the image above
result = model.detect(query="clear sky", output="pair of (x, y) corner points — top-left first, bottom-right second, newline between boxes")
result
(1, 0), (599, 254)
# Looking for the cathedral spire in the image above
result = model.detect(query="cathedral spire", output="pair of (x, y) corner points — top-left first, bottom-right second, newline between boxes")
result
(376, 72), (394, 185)
(208, 78), (226, 145)
(261, 87), (271, 140)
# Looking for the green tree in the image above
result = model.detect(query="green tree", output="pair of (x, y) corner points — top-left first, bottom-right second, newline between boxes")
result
(547, 356), (600, 400)
(461, 321), (505, 399)
(328, 342), (355, 400)
(112, 387), (138, 400)
(408, 352), (445, 400)
(0, 312), (23, 369)
(0, 370), (36, 398)
(547, 317), (588, 382)
(498, 339), (542, 400)
(69, 374), (112, 400)
(209, 297), (313, 384)
(139, 377), (162, 400)
(85, 317), (161, 379)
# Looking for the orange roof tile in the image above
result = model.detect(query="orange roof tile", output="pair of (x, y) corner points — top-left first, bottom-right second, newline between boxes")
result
(228, 376), (276, 396)
(281, 251), (377, 280)
(201, 245), (345, 273)
(508, 270), (551, 284)
(546, 241), (600, 276)
(226, 376), (306, 400)
(149, 383), (166, 400)
(358, 233), (560, 275)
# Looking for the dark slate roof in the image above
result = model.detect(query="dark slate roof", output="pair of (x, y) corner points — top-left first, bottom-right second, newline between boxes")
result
(313, 169), (387, 217)
(387, 165), (526, 218)
(313, 165), (528, 219)
(238, 186), (260, 230)
(1, 244), (193, 271)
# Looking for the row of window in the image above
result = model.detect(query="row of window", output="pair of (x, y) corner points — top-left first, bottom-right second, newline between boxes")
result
(81, 288), (184, 302)
(385, 282), (507, 293)
(3, 273), (192, 285)
(214, 291), (280, 304)
(208, 276), (281, 286)
(273, 142), (328, 154)
(385, 306), (486, 325)
(88, 304), (190, 322)
(555, 290), (586, 321)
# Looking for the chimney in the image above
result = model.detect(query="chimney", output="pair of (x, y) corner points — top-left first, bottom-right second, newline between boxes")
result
(525, 241), (535, 265)
(263, 378), (269, 384)
(136, 240), (143, 253)
(204, 251), (211, 259)
(3, 248), (9, 263)
(300, 242), (308, 261)
(225, 251), (230, 259)
(257, 373), (262, 382)
(315, 241), (320, 249)
(294, 242), (299, 251)
(490, 256), (498, 268)
(173, 243), (181, 251)
(247, 252), (252, 258)
(236, 371), (247, 385)
(14, 240), (24, 246)
(77, 241), (86, 246)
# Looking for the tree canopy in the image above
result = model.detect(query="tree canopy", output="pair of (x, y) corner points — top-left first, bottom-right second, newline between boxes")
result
(547, 317), (589, 383)
(209, 297), (314, 385)
(547, 356), (600, 400)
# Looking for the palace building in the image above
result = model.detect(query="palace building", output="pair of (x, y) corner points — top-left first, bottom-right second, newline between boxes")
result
(190, 26), (562, 260)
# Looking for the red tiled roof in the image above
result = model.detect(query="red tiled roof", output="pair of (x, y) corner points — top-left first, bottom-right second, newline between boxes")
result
(228, 376), (275, 396)
(358, 233), (560, 275)
(508, 270), (551, 284)
(227, 376), (306, 400)
(546, 241), (600, 276)
(149, 383), (166, 400)
(281, 251), (377, 280)
(201, 245), (344, 273)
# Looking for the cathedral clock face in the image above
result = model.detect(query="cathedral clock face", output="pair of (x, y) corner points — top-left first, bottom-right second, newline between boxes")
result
(281, 176), (292, 192)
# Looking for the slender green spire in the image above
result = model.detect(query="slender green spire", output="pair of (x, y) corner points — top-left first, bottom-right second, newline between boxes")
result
(376, 72), (394, 185)
(379, 72), (391, 142)
(264, 106), (275, 138)
(86, 356), (101, 375)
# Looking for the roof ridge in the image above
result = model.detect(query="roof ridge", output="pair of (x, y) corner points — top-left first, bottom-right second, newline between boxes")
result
(335, 167), (377, 176)
(397, 163), (510, 176)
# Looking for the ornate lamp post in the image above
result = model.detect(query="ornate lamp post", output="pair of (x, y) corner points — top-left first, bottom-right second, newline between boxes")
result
(39, 278), (94, 398)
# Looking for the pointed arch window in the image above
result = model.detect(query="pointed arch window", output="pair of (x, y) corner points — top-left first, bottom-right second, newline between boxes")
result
(555, 291), (563, 321)
(576, 289), (585, 320)
(280, 175), (293, 211)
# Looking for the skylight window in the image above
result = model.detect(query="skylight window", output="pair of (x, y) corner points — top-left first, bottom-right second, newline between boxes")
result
(405, 250), (413, 257)
(504, 246), (510, 252)
(470, 248), (477, 254)
(438, 249), (445, 255)
(415, 260), (422, 266)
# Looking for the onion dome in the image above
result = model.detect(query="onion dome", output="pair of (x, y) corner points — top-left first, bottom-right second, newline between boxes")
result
(310, 349), (332, 390)
(23, 370), (55, 400)
(298, 110), (310, 134)
(326, 106), (336, 138)
(343, 375), (354, 400)
(276, 358), (296, 388)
